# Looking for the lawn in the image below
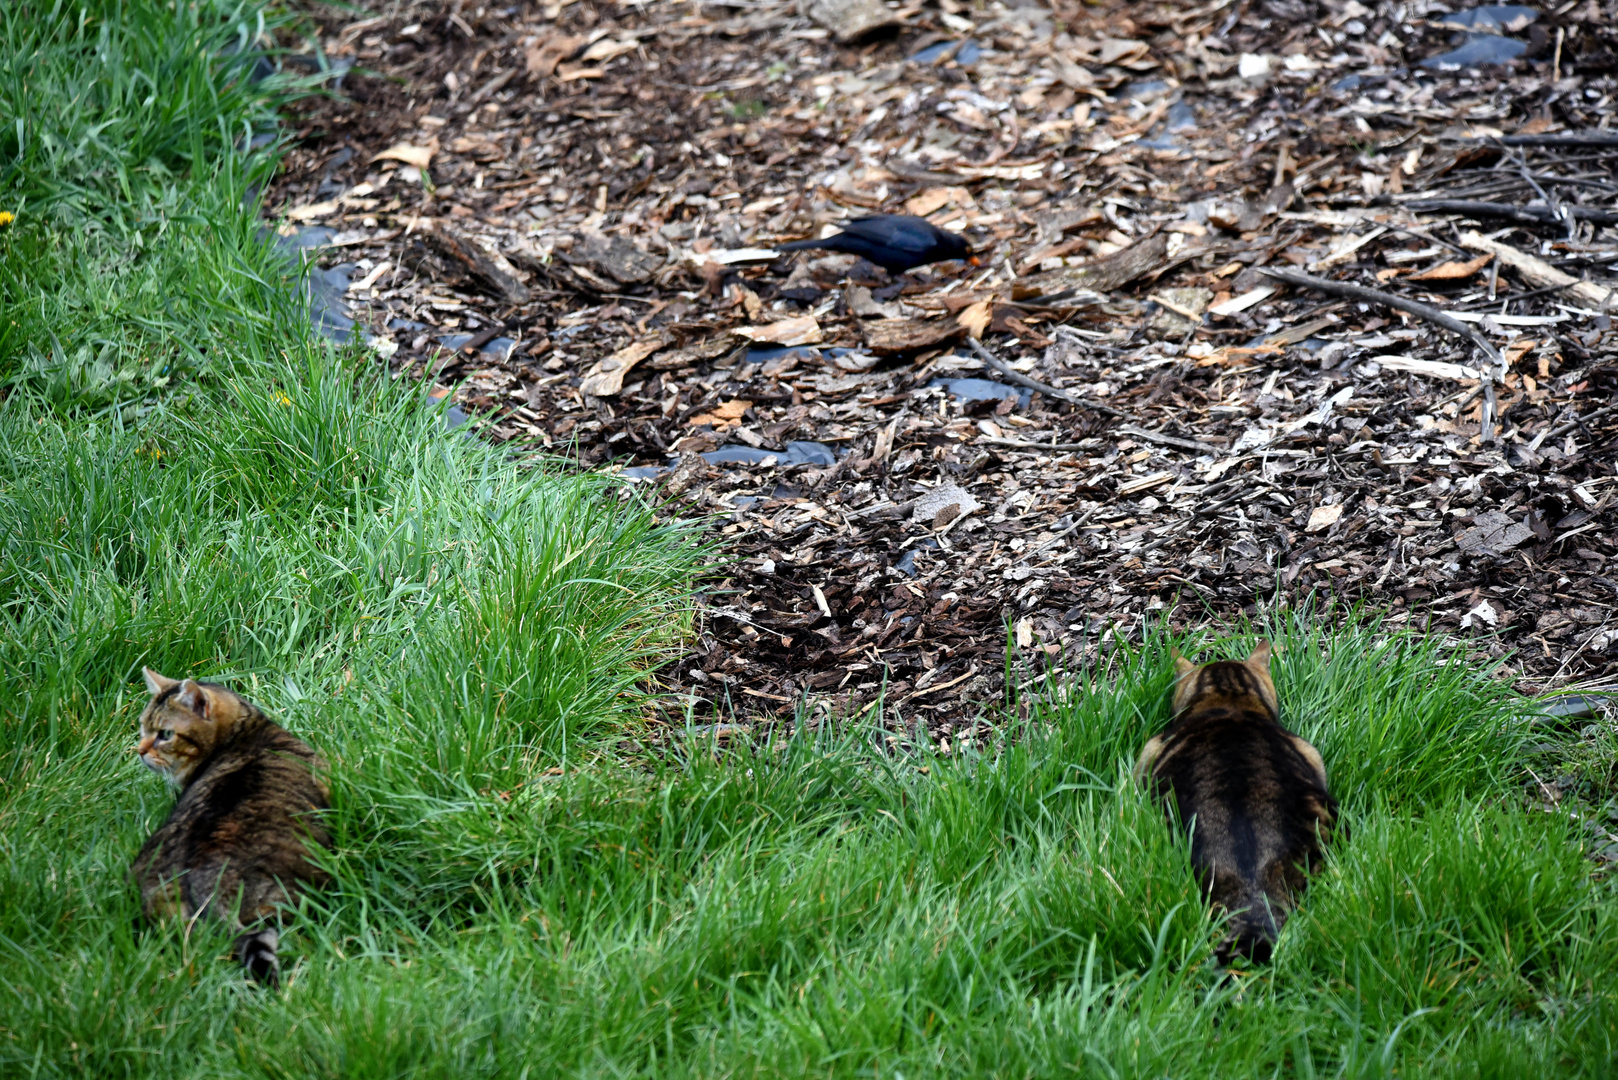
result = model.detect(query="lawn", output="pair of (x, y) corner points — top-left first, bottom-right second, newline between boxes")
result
(1, 2), (1615, 1076)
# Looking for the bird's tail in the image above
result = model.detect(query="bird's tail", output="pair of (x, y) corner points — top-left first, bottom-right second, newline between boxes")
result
(234, 926), (280, 987)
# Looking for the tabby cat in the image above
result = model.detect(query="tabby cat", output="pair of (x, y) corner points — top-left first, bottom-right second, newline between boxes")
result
(130, 669), (331, 985)
(1134, 641), (1337, 964)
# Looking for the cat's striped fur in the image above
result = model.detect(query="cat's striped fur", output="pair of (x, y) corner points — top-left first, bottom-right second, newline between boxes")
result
(130, 669), (330, 985)
(1135, 642), (1337, 963)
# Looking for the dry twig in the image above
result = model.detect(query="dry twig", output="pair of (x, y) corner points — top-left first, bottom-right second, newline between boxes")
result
(1259, 267), (1506, 440)
(964, 337), (1125, 418)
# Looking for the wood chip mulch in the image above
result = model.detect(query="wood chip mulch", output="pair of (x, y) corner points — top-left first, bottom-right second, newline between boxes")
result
(265, 0), (1618, 741)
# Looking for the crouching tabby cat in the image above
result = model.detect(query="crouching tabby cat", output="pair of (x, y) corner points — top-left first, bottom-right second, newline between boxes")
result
(130, 669), (331, 986)
(1135, 642), (1337, 964)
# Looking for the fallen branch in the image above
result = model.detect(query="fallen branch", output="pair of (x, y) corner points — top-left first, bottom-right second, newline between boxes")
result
(1024, 504), (1102, 562)
(1545, 402), (1618, 443)
(843, 498), (917, 520)
(1497, 131), (1618, 148)
(1457, 230), (1616, 310)
(1257, 269), (1504, 369)
(964, 337), (1125, 418)
(456, 323), (512, 355)
(978, 436), (1091, 452)
(1454, 282), (1574, 310)
(1403, 198), (1618, 226)
(1258, 267), (1505, 440)
(1116, 424), (1224, 455)
(978, 425), (1222, 456)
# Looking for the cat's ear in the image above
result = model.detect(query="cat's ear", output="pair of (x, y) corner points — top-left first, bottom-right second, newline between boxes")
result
(175, 679), (209, 716)
(1246, 640), (1274, 668)
(143, 668), (179, 696)
(1172, 650), (1196, 681)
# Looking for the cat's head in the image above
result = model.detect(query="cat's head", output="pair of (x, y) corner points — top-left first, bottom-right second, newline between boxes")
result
(135, 669), (250, 785)
(1170, 641), (1279, 719)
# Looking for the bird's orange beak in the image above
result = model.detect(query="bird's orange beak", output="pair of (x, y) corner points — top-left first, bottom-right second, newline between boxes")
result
(967, 255), (982, 266)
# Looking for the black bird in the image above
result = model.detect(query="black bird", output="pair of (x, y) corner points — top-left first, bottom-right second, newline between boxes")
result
(774, 214), (971, 274)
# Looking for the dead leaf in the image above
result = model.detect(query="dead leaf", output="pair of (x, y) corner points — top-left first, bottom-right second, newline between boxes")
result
(912, 482), (983, 526)
(448, 135), (497, 155)
(526, 34), (586, 79)
(578, 335), (670, 397)
(372, 140), (438, 170)
(1096, 37), (1151, 65)
(1306, 503), (1345, 533)
(904, 186), (973, 217)
(1504, 338), (1539, 365)
(579, 37), (639, 63)
(687, 399), (753, 429)
(1046, 53), (1096, 92)
(286, 200), (340, 221)
(1461, 599), (1500, 628)
(1460, 231), (1615, 308)
(736, 315), (823, 346)
(955, 301), (993, 339)
(556, 64), (605, 81)
(1407, 252), (1493, 282)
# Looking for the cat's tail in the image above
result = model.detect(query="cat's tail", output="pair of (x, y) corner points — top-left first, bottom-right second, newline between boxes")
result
(1216, 894), (1282, 965)
(234, 927), (280, 986)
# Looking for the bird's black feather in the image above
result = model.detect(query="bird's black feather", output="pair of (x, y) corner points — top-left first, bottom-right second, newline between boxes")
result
(775, 214), (969, 273)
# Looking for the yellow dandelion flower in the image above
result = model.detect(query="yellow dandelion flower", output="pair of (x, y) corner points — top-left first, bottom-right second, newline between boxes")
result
(274, 392), (292, 406)
(0, 212), (14, 227)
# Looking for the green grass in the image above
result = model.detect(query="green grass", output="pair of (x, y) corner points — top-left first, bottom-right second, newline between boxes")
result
(3, 1), (1618, 1077)
(6, 620), (1617, 1077)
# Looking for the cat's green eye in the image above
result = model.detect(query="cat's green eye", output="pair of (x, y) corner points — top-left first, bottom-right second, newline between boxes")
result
(157, 730), (173, 741)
